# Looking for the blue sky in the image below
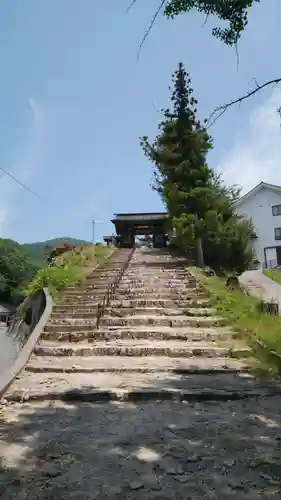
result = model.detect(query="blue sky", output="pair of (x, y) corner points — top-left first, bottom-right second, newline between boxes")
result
(0, 0), (280, 243)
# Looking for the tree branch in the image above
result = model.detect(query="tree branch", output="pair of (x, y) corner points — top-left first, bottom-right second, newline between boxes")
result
(207, 77), (281, 128)
(136, 0), (167, 60)
(126, 0), (138, 13)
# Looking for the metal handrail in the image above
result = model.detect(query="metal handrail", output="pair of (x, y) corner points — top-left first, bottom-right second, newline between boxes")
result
(96, 247), (135, 329)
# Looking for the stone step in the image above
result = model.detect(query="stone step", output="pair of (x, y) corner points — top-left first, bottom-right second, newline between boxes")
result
(99, 314), (224, 328)
(109, 298), (211, 308)
(116, 286), (203, 293)
(123, 276), (192, 282)
(34, 340), (251, 358)
(25, 355), (254, 373)
(85, 271), (120, 277)
(113, 291), (208, 299)
(7, 368), (279, 403)
(49, 307), (216, 320)
(60, 287), (207, 298)
(56, 294), (209, 307)
(65, 284), (114, 292)
(42, 325), (232, 343)
(106, 307), (216, 317)
(52, 305), (100, 314)
(120, 278), (196, 285)
(59, 292), (108, 300)
(45, 315), (224, 329)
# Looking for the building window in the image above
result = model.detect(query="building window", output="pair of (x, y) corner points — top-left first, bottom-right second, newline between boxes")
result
(274, 227), (281, 240)
(272, 204), (281, 216)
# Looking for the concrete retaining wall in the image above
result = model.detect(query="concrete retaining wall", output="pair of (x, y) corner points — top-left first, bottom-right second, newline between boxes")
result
(0, 288), (52, 399)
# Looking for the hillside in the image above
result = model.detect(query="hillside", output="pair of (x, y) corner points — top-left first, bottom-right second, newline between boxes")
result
(22, 238), (90, 267)
(0, 237), (90, 304)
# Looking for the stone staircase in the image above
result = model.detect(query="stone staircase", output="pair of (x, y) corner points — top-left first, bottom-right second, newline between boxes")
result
(5, 248), (281, 402)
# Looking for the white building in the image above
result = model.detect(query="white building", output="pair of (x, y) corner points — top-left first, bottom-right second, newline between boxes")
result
(235, 182), (281, 269)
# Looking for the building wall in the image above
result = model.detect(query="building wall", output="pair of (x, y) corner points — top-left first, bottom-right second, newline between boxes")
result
(236, 187), (281, 266)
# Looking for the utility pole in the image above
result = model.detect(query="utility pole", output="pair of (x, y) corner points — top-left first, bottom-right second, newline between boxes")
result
(92, 220), (103, 244)
(194, 213), (204, 268)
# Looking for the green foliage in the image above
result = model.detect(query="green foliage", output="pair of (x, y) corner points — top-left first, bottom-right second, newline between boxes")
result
(141, 62), (254, 273)
(25, 265), (82, 299)
(23, 237), (90, 268)
(0, 236), (106, 305)
(0, 238), (39, 304)
(26, 244), (111, 300)
(199, 270), (281, 372)
(140, 236), (153, 248)
(264, 269), (281, 286)
(164, 0), (258, 45)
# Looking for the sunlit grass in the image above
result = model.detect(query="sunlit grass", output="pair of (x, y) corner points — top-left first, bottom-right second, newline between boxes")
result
(25, 244), (113, 299)
(194, 269), (281, 374)
(264, 269), (281, 286)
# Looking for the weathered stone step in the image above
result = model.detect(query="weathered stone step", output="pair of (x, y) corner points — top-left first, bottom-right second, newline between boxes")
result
(109, 298), (211, 308)
(59, 292), (107, 300)
(64, 284), (113, 292)
(123, 277), (192, 283)
(7, 369), (279, 403)
(56, 295), (209, 307)
(99, 314), (224, 328)
(85, 271), (119, 279)
(52, 305), (100, 314)
(106, 307), (216, 317)
(120, 278), (196, 285)
(49, 307), (216, 320)
(34, 340), (251, 358)
(116, 285), (203, 293)
(114, 290), (208, 299)
(42, 325), (232, 343)
(45, 315), (224, 330)
(25, 355), (254, 373)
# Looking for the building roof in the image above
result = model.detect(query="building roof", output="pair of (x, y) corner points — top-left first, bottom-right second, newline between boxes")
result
(111, 212), (169, 223)
(235, 181), (281, 206)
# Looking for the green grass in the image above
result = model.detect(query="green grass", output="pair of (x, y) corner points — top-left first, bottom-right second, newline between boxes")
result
(264, 268), (281, 285)
(194, 269), (281, 367)
(25, 244), (113, 300)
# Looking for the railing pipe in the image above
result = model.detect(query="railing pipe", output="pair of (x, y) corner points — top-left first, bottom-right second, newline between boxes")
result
(96, 247), (135, 329)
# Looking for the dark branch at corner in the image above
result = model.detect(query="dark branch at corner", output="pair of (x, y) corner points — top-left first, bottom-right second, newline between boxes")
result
(207, 77), (281, 128)
(127, 0), (167, 60)
(126, 0), (138, 13)
(137, 0), (167, 60)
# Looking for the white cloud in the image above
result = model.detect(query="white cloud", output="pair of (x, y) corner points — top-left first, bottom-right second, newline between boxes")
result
(217, 88), (281, 194)
(0, 98), (45, 236)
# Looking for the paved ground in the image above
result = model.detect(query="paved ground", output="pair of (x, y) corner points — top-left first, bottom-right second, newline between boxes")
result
(0, 326), (19, 376)
(240, 270), (281, 310)
(0, 397), (281, 499)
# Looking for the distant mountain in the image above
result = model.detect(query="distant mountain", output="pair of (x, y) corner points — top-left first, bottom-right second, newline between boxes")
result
(22, 238), (90, 267)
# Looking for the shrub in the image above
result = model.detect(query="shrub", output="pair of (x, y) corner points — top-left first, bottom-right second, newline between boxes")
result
(25, 244), (112, 299)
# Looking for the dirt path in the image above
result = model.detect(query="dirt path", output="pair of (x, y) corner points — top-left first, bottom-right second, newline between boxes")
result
(1, 397), (281, 499)
(240, 270), (281, 310)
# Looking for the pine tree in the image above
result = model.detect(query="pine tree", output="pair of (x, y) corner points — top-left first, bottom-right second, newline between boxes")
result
(141, 62), (214, 265)
(141, 62), (254, 272)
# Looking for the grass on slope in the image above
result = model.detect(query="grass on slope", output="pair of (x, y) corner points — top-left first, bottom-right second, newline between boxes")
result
(194, 270), (281, 370)
(22, 237), (91, 268)
(25, 244), (113, 300)
(264, 269), (281, 286)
